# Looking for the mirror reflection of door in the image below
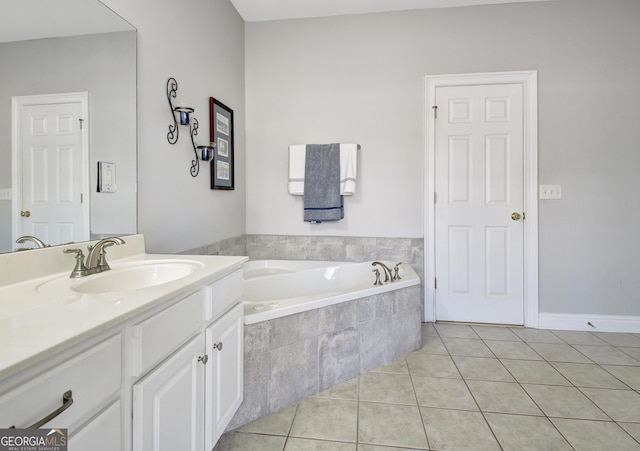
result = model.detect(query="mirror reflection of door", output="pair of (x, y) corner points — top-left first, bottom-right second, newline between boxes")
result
(12, 92), (90, 246)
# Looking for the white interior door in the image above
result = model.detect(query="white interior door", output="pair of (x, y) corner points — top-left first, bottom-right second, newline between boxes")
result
(13, 93), (89, 246)
(434, 83), (525, 325)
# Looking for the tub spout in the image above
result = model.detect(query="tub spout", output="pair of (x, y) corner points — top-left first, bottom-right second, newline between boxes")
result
(371, 261), (392, 282)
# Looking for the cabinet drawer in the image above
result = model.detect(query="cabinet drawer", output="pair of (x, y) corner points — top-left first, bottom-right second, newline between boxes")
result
(205, 269), (243, 322)
(132, 290), (204, 376)
(0, 334), (121, 433)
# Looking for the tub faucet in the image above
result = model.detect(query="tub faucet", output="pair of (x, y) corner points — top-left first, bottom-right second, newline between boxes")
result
(86, 237), (126, 274)
(15, 235), (48, 249)
(371, 261), (392, 282)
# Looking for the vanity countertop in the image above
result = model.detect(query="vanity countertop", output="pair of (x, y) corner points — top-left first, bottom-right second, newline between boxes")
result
(0, 235), (248, 380)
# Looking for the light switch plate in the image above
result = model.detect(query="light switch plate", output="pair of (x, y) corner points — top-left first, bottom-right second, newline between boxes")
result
(540, 184), (562, 200)
(0, 188), (11, 201)
(97, 161), (116, 193)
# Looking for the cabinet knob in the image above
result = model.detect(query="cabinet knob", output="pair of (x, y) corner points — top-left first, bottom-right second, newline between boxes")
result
(198, 354), (208, 364)
(213, 342), (223, 351)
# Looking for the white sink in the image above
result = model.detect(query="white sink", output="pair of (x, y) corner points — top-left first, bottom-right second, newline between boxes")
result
(37, 259), (206, 294)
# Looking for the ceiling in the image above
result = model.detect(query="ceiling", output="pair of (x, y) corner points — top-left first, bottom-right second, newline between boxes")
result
(230, 0), (553, 22)
(0, 0), (134, 43)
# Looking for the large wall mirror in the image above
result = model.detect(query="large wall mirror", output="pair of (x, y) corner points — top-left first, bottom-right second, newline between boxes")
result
(0, 0), (137, 253)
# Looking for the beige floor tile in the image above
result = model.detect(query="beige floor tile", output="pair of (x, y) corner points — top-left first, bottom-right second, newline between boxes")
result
(471, 325), (521, 341)
(603, 365), (640, 390)
(418, 335), (449, 355)
(551, 330), (609, 346)
(412, 376), (478, 411)
(406, 352), (461, 378)
(580, 388), (640, 422)
(501, 359), (571, 386)
(484, 340), (542, 360)
(484, 413), (572, 451)
(574, 345), (640, 366)
(527, 342), (592, 363)
(594, 332), (640, 348)
(358, 402), (428, 449)
(434, 323), (479, 339)
(619, 422), (640, 443)
(452, 355), (515, 382)
(510, 328), (565, 344)
(284, 438), (356, 451)
(467, 380), (542, 415)
(551, 418), (640, 451)
(551, 362), (629, 389)
(422, 323), (438, 337)
(522, 384), (609, 420)
(621, 347), (640, 361)
(214, 432), (286, 450)
(359, 372), (416, 405)
(420, 407), (500, 451)
(358, 444), (427, 451)
(289, 397), (357, 442)
(314, 377), (359, 400)
(239, 404), (298, 435)
(370, 358), (410, 374)
(442, 337), (494, 357)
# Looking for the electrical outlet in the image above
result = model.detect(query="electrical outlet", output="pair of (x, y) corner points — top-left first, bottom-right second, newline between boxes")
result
(0, 188), (12, 201)
(540, 185), (562, 200)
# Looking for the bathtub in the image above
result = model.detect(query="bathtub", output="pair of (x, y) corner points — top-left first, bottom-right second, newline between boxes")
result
(242, 259), (421, 324)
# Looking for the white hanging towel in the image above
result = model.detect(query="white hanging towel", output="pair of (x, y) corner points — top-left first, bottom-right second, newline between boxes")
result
(288, 143), (358, 196)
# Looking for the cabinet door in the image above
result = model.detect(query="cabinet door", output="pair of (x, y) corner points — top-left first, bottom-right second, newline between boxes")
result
(205, 303), (244, 450)
(69, 400), (121, 451)
(133, 335), (206, 451)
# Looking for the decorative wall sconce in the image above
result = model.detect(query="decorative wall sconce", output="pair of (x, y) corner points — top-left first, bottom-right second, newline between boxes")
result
(166, 77), (215, 177)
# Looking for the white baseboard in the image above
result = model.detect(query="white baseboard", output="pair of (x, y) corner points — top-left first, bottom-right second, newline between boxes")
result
(538, 313), (640, 333)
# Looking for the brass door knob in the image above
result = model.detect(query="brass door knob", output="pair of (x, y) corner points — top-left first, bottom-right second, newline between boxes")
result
(511, 212), (522, 221)
(21, 210), (31, 218)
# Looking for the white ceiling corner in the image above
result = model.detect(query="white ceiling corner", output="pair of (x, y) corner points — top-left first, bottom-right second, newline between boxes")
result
(230, 0), (554, 22)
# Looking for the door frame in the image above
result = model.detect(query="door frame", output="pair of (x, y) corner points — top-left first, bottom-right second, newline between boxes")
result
(11, 92), (90, 243)
(424, 71), (539, 327)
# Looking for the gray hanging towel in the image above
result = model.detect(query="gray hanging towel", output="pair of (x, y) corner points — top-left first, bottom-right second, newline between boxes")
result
(303, 143), (343, 223)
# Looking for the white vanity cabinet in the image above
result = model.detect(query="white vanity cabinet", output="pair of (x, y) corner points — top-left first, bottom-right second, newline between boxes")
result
(131, 269), (244, 451)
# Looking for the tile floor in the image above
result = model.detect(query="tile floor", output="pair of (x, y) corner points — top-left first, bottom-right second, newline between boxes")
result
(214, 323), (640, 450)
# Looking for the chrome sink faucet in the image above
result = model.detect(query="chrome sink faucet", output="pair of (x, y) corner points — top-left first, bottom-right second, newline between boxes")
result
(63, 237), (125, 278)
(86, 237), (126, 273)
(15, 235), (48, 249)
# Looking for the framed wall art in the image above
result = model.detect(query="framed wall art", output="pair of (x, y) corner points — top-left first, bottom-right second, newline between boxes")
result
(209, 97), (234, 190)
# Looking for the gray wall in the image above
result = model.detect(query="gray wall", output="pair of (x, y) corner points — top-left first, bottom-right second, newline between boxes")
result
(244, 0), (640, 317)
(102, 0), (246, 254)
(0, 31), (136, 252)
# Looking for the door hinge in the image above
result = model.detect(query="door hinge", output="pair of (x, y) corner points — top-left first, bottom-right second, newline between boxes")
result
(434, 192), (437, 204)
(432, 105), (438, 119)
(81, 193), (83, 204)
(522, 212), (526, 220)
(434, 278), (437, 289)
(79, 118), (84, 130)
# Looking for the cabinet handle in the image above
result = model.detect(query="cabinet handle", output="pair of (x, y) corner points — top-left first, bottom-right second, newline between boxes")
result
(198, 354), (209, 364)
(10, 390), (73, 429)
(213, 342), (223, 351)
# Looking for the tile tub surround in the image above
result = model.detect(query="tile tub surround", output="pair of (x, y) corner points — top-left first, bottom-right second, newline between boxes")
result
(179, 234), (424, 280)
(226, 284), (422, 430)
